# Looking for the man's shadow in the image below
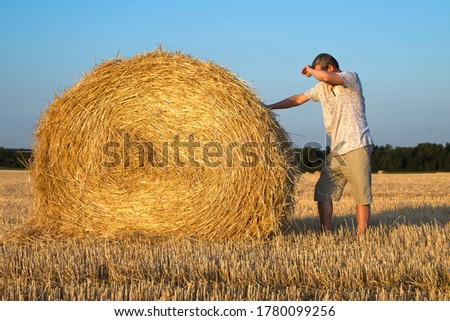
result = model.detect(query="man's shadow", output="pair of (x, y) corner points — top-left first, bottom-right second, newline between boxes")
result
(281, 204), (450, 235)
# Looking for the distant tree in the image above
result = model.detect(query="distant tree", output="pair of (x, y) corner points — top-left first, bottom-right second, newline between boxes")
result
(444, 143), (450, 171)
(0, 148), (31, 169)
(293, 147), (325, 172)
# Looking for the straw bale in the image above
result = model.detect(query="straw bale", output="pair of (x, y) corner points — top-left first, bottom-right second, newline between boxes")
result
(27, 49), (296, 239)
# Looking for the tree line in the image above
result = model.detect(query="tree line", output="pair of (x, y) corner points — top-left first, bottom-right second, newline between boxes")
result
(1, 142), (449, 172)
(294, 142), (450, 173)
(0, 148), (31, 169)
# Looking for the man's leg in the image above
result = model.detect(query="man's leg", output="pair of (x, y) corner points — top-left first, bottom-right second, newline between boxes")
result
(318, 201), (333, 233)
(356, 204), (370, 235)
(315, 156), (346, 234)
(341, 146), (373, 235)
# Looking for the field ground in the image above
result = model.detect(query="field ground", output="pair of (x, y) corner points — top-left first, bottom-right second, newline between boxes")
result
(0, 170), (449, 300)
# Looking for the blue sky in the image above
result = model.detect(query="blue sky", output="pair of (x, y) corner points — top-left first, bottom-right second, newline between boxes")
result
(1, 0), (449, 148)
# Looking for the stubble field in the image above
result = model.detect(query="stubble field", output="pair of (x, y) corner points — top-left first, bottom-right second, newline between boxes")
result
(0, 170), (449, 300)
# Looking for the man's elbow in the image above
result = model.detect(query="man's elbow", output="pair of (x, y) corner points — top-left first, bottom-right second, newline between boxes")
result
(293, 94), (308, 105)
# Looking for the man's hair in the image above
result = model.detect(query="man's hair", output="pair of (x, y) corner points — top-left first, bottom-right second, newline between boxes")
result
(311, 53), (340, 70)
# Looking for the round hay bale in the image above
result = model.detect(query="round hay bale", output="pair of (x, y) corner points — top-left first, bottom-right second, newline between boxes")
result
(28, 49), (296, 239)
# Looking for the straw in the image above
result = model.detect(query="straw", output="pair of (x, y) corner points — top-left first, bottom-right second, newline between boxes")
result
(26, 49), (297, 239)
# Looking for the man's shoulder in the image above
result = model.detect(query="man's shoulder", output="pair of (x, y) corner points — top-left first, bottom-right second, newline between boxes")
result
(338, 71), (361, 89)
(339, 70), (358, 78)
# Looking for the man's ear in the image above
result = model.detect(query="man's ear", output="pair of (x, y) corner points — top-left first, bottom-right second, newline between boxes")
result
(327, 65), (334, 72)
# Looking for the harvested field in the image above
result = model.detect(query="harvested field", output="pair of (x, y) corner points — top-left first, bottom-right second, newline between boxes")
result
(1, 171), (449, 300)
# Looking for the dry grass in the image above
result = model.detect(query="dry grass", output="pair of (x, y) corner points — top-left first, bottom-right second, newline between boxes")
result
(1, 170), (449, 300)
(28, 49), (295, 239)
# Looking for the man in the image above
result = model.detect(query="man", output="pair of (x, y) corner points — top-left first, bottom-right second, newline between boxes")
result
(266, 53), (374, 235)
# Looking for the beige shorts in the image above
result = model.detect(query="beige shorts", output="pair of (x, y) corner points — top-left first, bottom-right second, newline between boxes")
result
(314, 145), (373, 205)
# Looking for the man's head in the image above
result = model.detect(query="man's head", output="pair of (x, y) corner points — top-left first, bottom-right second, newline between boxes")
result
(311, 53), (340, 72)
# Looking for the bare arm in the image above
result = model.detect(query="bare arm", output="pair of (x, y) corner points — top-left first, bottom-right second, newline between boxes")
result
(265, 93), (309, 110)
(302, 65), (344, 85)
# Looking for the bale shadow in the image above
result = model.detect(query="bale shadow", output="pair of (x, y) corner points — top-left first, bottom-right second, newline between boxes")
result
(282, 205), (450, 235)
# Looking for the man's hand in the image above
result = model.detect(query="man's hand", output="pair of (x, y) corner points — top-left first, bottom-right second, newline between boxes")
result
(301, 65), (312, 77)
(262, 103), (272, 110)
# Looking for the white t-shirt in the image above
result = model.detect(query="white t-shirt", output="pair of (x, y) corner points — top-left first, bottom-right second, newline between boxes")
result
(304, 71), (373, 155)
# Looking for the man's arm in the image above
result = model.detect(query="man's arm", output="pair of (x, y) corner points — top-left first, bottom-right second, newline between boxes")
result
(265, 93), (309, 110)
(302, 65), (343, 85)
